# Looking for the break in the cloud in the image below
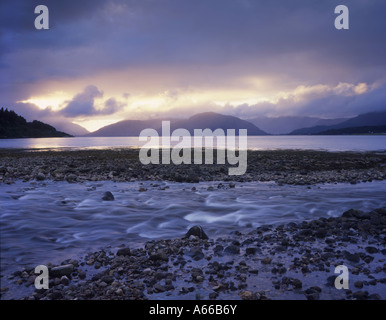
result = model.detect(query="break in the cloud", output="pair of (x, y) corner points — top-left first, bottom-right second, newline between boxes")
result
(1, 0), (386, 131)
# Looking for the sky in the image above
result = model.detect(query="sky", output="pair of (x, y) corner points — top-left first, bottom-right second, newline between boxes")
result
(1, 0), (386, 132)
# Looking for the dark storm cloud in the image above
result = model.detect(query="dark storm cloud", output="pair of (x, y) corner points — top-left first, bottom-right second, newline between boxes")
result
(60, 85), (103, 117)
(104, 97), (125, 114)
(60, 85), (124, 117)
(2, 0), (386, 75)
(297, 83), (386, 118)
(8, 101), (55, 121)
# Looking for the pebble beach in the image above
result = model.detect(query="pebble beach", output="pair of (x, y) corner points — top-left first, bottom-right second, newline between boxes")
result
(1, 148), (385, 300)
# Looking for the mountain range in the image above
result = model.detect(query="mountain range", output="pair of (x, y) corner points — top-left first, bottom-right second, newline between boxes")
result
(86, 112), (268, 136)
(289, 110), (386, 135)
(247, 116), (347, 135)
(87, 110), (386, 137)
(1, 109), (385, 139)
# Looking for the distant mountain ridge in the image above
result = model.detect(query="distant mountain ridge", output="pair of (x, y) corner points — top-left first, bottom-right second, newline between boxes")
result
(47, 120), (89, 136)
(0, 108), (72, 139)
(86, 119), (162, 137)
(247, 116), (347, 134)
(87, 112), (268, 136)
(290, 111), (386, 135)
(315, 125), (386, 135)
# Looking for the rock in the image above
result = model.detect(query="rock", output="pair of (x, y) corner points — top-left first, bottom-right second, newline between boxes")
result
(224, 244), (240, 255)
(116, 247), (131, 256)
(249, 269), (259, 274)
(314, 229), (328, 238)
(353, 291), (369, 300)
(291, 278), (303, 289)
(275, 245), (286, 252)
(154, 271), (169, 280)
(245, 247), (257, 255)
(187, 247), (204, 261)
(261, 257), (272, 264)
(368, 293), (381, 300)
(143, 268), (152, 275)
(326, 275), (336, 287)
(209, 292), (218, 299)
(342, 209), (363, 218)
(278, 267), (287, 274)
(305, 292), (320, 300)
(60, 276), (70, 286)
(344, 251), (360, 263)
(213, 245), (224, 255)
(101, 276), (114, 284)
(150, 250), (169, 262)
(102, 191), (114, 201)
(36, 173), (45, 181)
(365, 246), (378, 254)
(185, 225), (209, 240)
(191, 269), (204, 283)
(307, 286), (322, 293)
(154, 283), (166, 293)
(50, 264), (74, 277)
(364, 255), (374, 263)
(239, 290), (256, 300)
(65, 174), (77, 183)
(354, 281), (363, 289)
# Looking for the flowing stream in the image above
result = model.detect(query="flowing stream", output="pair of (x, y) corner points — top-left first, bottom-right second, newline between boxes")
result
(1, 179), (385, 278)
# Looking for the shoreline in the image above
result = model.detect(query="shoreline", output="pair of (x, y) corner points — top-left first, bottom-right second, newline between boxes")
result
(2, 207), (385, 300)
(1, 148), (385, 185)
(1, 148), (385, 300)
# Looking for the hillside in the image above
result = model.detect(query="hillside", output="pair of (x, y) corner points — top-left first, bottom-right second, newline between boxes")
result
(87, 119), (166, 137)
(290, 110), (386, 135)
(0, 108), (72, 139)
(316, 125), (386, 135)
(247, 116), (346, 134)
(171, 112), (267, 135)
(87, 112), (267, 136)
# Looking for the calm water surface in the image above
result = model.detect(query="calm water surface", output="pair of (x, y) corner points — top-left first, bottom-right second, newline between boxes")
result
(0, 135), (385, 151)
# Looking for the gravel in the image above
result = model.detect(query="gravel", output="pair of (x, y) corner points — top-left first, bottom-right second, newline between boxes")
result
(4, 208), (385, 300)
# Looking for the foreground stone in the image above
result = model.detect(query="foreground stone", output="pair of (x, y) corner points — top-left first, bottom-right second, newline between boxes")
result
(6, 207), (385, 301)
(1, 149), (385, 185)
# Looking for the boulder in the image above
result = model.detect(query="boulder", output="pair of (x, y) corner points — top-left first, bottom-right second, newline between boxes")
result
(50, 264), (74, 277)
(102, 191), (114, 201)
(185, 225), (208, 240)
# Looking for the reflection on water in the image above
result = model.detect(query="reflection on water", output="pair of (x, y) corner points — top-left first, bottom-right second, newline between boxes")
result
(0, 135), (385, 151)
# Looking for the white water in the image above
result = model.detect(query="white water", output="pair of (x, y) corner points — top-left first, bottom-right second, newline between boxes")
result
(1, 180), (386, 276)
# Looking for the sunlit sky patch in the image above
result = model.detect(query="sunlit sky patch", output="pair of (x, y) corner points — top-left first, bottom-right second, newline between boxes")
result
(1, 0), (386, 132)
